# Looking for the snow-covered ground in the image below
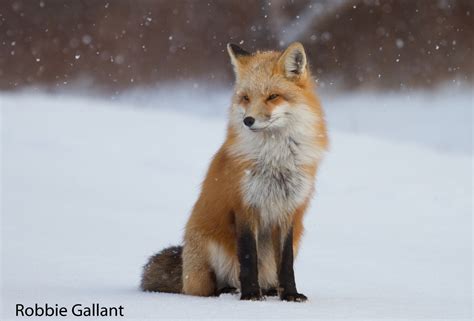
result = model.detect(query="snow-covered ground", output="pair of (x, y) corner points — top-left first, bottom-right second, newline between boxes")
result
(1, 87), (472, 320)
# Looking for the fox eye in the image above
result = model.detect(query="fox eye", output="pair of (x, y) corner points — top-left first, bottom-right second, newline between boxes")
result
(267, 94), (279, 101)
(242, 95), (250, 102)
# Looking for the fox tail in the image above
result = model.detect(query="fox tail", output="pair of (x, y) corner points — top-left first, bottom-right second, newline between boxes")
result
(140, 246), (183, 293)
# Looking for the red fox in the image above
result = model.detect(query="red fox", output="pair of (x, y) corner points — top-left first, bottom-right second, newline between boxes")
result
(141, 42), (328, 302)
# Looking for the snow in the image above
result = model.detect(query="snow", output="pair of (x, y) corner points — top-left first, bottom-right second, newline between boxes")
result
(1, 87), (472, 320)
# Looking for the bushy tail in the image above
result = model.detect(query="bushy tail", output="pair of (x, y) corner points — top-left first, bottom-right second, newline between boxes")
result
(140, 246), (183, 293)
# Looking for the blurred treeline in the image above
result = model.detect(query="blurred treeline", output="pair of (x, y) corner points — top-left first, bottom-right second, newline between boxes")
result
(1, 0), (472, 92)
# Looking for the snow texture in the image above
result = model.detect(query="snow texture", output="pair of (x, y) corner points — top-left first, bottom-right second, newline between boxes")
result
(1, 87), (472, 320)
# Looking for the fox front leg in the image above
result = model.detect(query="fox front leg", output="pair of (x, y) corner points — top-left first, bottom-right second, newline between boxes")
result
(278, 226), (307, 302)
(237, 227), (263, 301)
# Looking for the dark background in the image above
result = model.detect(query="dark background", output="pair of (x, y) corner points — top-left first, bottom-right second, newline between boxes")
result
(1, 0), (472, 92)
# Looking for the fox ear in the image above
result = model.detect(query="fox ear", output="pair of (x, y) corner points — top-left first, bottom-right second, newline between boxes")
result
(278, 42), (307, 79)
(227, 43), (251, 74)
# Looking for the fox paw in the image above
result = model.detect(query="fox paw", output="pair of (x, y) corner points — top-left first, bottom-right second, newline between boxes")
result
(240, 291), (264, 301)
(216, 286), (239, 296)
(262, 288), (278, 297)
(280, 292), (308, 302)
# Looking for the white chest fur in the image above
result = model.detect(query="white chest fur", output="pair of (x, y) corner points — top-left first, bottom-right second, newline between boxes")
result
(228, 104), (323, 229)
(241, 134), (315, 228)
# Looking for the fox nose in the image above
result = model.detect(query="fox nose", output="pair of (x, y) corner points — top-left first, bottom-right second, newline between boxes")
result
(243, 116), (255, 127)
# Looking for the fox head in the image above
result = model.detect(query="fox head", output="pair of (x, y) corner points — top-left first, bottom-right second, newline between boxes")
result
(227, 42), (323, 137)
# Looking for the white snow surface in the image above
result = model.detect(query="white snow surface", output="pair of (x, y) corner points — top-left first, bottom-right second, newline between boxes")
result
(1, 87), (472, 320)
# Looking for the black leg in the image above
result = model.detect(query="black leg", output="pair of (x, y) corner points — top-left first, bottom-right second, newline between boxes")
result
(279, 226), (307, 302)
(238, 228), (263, 301)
